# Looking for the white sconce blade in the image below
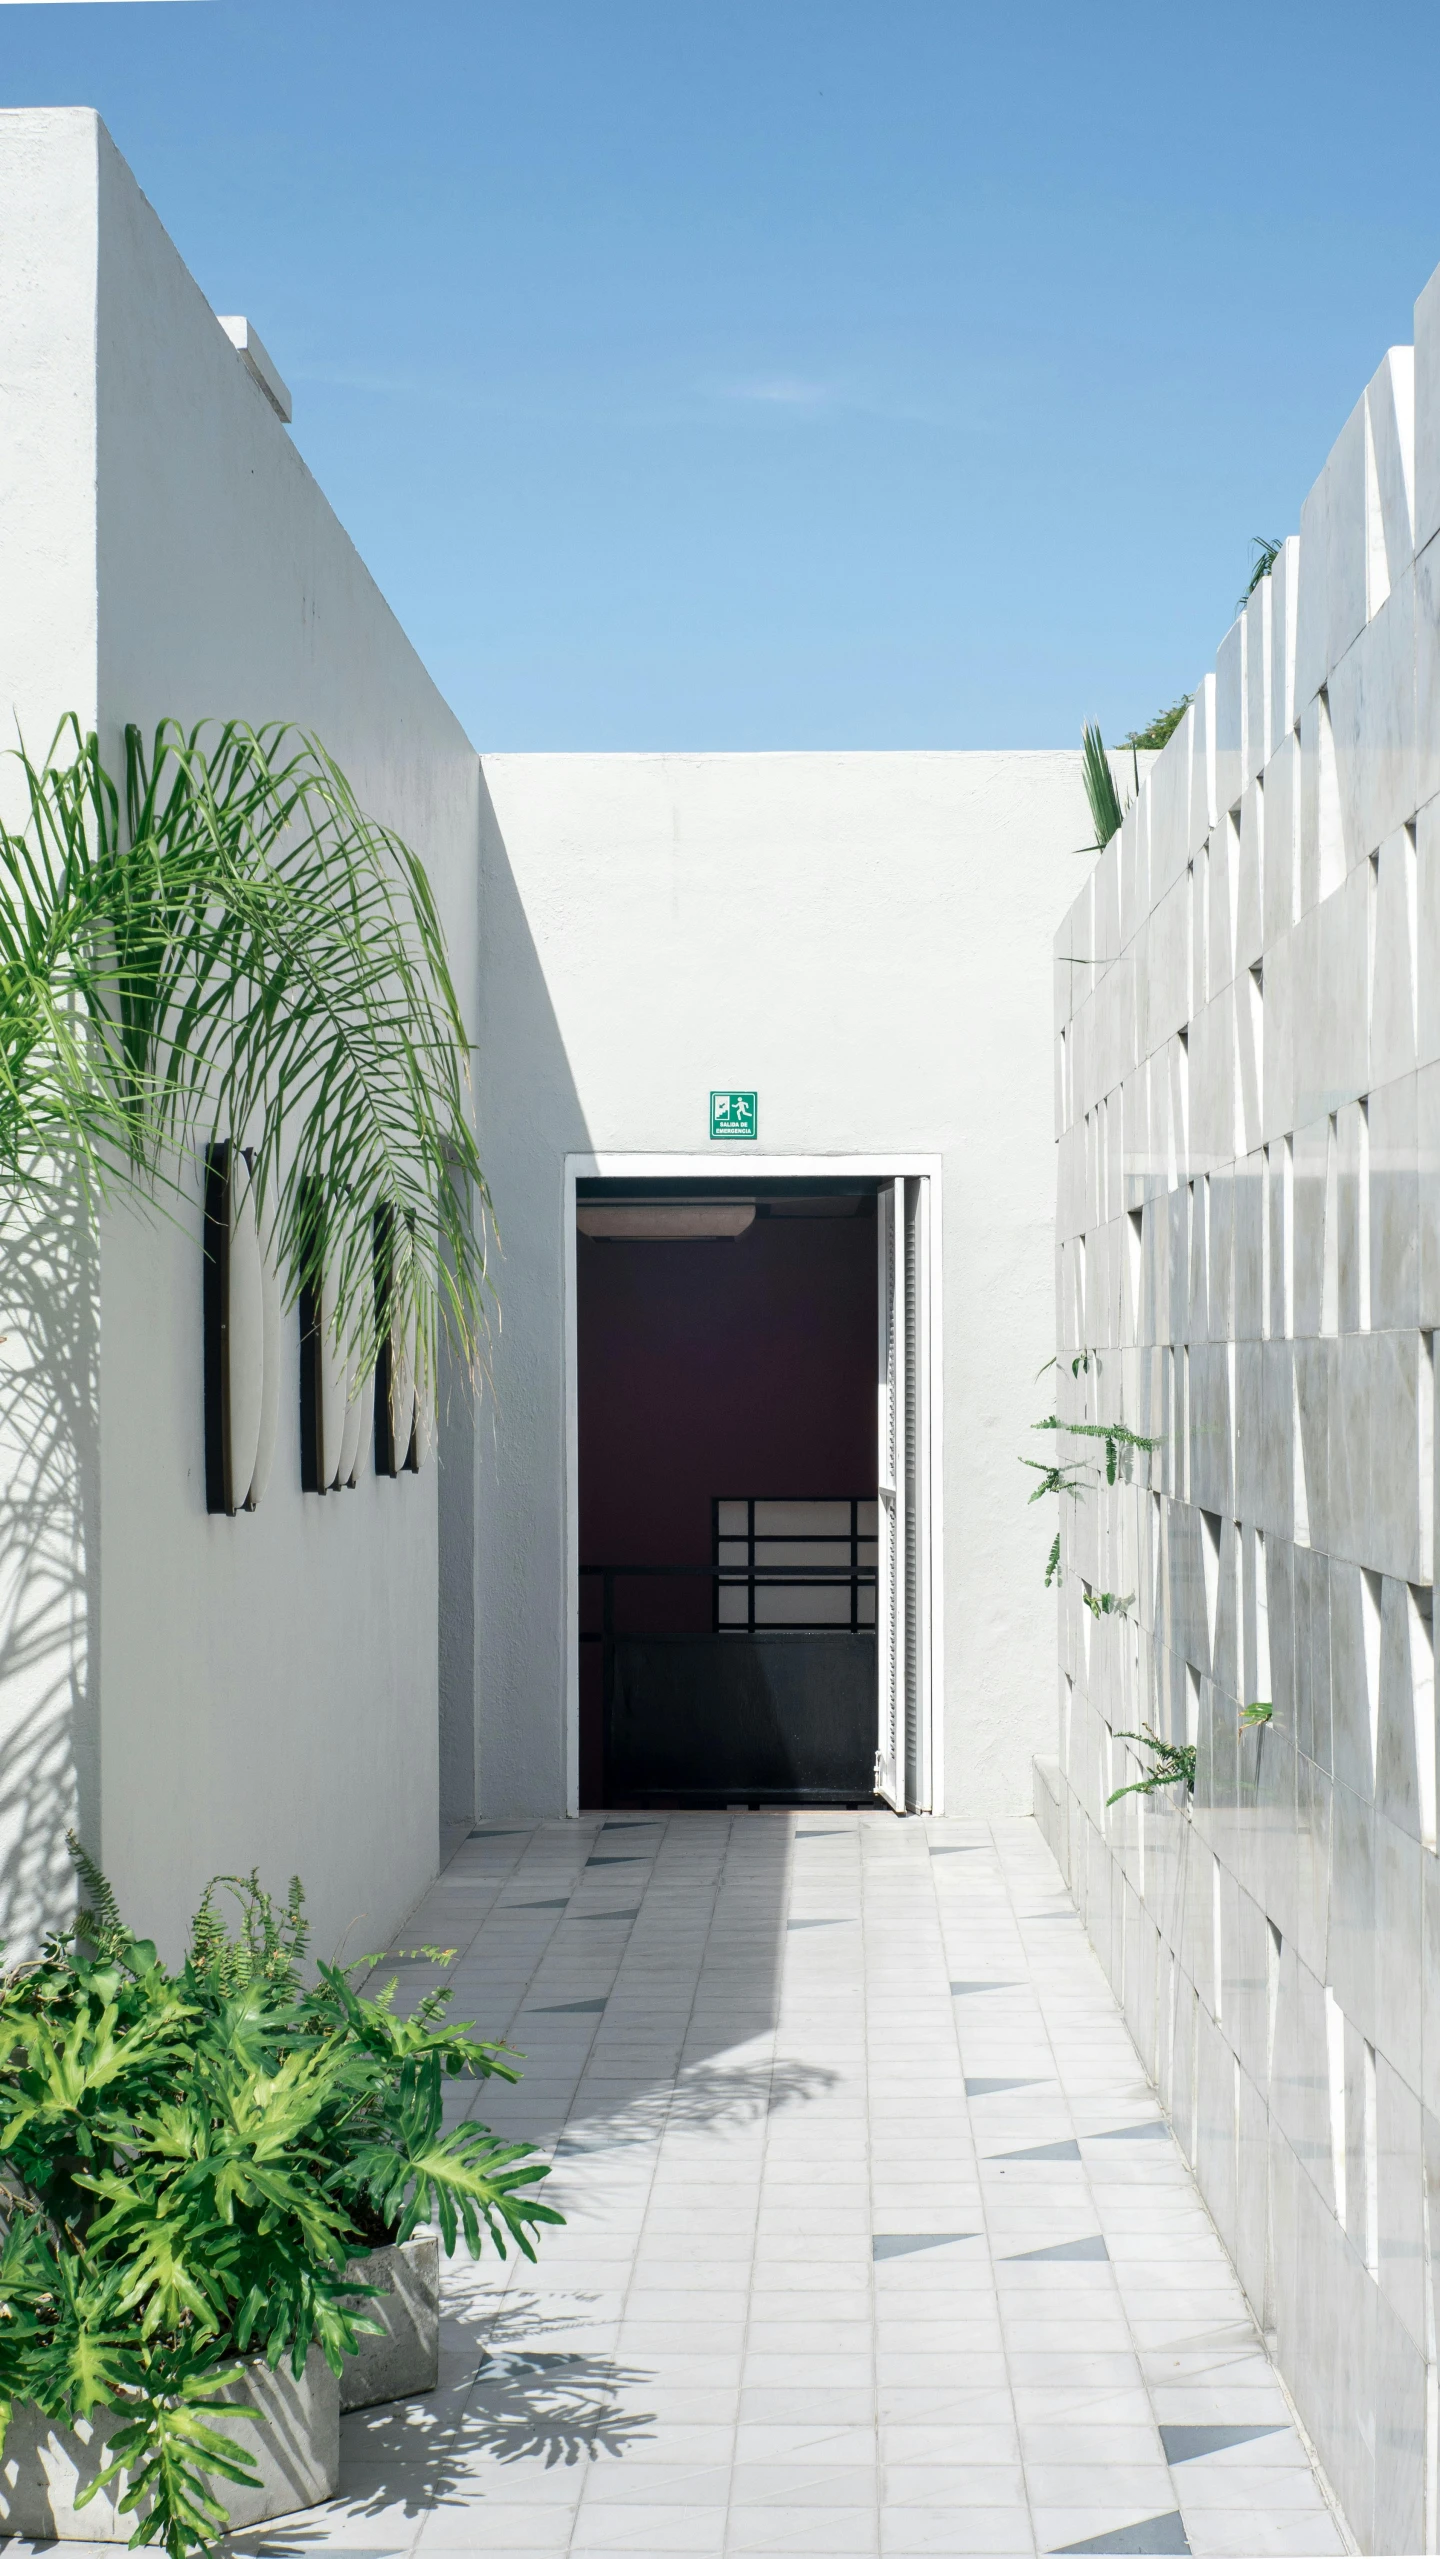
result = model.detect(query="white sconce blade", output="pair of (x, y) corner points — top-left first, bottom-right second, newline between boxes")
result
(350, 1363), (376, 1487)
(336, 1333), (367, 1488)
(318, 1261), (348, 1491)
(226, 1155), (265, 1510)
(389, 1314), (417, 1471)
(247, 1225), (281, 1509)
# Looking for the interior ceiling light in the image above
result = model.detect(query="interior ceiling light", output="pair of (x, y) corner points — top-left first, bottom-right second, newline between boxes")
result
(765, 1196), (866, 1217)
(577, 1203), (755, 1241)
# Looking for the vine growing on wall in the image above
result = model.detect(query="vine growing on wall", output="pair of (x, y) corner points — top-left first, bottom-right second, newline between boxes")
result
(1023, 1353), (1157, 1602)
(1121, 696), (1191, 752)
(1105, 1728), (1196, 1805)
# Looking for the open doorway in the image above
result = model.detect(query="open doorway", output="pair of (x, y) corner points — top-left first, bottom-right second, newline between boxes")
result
(572, 1171), (933, 1810)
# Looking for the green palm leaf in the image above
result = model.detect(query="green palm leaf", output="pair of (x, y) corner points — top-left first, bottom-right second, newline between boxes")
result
(0, 716), (492, 1395)
(1080, 721), (1126, 853)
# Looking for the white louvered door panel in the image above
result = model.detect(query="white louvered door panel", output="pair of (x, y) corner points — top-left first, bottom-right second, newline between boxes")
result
(875, 1177), (905, 1809)
(902, 1176), (929, 1811)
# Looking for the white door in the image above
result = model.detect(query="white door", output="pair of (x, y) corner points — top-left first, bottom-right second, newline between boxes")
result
(876, 1176), (929, 1813)
(902, 1176), (930, 1811)
(876, 1178), (906, 1808)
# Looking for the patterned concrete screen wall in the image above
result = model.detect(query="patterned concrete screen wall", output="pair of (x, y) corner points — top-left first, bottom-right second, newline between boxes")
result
(1038, 259), (1440, 2556)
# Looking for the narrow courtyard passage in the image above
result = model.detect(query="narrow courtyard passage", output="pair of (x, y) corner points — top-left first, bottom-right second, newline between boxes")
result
(246, 1816), (1346, 2559)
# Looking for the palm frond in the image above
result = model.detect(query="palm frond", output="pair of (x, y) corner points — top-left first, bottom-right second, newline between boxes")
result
(1238, 534), (1283, 615)
(0, 717), (492, 1395)
(1080, 722), (1125, 854)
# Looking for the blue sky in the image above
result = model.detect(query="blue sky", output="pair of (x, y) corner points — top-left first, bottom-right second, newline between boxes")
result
(6, 1), (1440, 750)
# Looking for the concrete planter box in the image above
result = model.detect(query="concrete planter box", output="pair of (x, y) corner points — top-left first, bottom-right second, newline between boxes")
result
(0, 2347), (339, 2541)
(340, 2234), (440, 2410)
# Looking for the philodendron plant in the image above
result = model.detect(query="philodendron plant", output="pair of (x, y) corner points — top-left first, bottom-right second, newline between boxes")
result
(0, 1850), (559, 2557)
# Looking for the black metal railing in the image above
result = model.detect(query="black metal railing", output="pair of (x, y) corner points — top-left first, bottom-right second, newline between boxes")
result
(711, 1495), (878, 1633)
(580, 1560), (878, 1741)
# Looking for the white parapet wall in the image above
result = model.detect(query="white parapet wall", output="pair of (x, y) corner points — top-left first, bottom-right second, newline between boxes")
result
(1043, 260), (1440, 2551)
(0, 109), (481, 1963)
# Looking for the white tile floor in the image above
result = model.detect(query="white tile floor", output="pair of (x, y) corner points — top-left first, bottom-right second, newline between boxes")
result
(14, 1813), (1357, 2559)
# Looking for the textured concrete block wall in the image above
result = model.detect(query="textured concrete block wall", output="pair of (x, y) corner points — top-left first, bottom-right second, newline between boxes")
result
(1039, 262), (1440, 2553)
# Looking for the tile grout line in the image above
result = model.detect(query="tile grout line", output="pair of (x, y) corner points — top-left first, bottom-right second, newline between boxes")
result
(934, 1819), (1043, 2559)
(569, 1809), (674, 2553)
(703, 1812), (754, 2559)
(320, 1814), (1355, 2559)
(860, 1819), (883, 2558)
(622, 1813), (751, 2559)
(1014, 1821), (1363, 2559)
(993, 1821), (1175, 2556)
(454, 1818), (611, 2554)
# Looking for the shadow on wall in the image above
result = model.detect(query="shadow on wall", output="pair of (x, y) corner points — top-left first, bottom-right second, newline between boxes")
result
(0, 1171), (100, 1954)
(461, 772), (594, 1821)
(437, 1283), (476, 1848)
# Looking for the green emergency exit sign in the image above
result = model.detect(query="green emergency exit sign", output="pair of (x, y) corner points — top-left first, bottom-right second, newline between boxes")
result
(710, 1089), (757, 1141)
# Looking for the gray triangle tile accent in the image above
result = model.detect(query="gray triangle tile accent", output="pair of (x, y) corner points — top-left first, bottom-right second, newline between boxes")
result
(992, 2136), (1083, 2162)
(573, 1907), (641, 1922)
(1008, 2233), (1109, 2262)
(536, 1998), (607, 2014)
(951, 1979), (1021, 1995)
(1052, 2512), (1191, 2556)
(467, 1827), (529, 1838)
(1160, 2422), (1288, 2464)
(602, 1819), (659, 1828)
(788, 1918), (848, 1930)
(872, 2232), (981, 2260)
(966, 2076), (1045, 2096)
(930, 1844), (988, 1855)
(585, 1854), (648, 1865)
(796, 1827), (849, 1836)
(1093, 2120), (1171, 2142)
(516, 1898), (569, 1910)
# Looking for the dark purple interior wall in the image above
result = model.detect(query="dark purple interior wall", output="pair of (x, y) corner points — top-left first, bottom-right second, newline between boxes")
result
(577, 1212), (877, 1801)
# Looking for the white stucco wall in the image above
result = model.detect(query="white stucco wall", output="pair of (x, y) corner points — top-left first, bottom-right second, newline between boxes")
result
(475, 749), (1089, 1820)
(0, 111), (106, 1951)
(0, 110), (482, 1962)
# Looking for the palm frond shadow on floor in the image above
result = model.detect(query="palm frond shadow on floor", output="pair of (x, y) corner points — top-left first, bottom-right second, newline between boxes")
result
(552, 2052), (838, 2154)
(229, 2301), (655, 2549)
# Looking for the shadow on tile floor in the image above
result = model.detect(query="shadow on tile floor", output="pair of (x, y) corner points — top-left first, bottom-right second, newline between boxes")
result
(424, 1812), (831, 2150)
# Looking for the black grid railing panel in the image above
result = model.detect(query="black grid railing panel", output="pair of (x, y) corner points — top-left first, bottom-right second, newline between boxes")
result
(711, 1496), (878, 1633)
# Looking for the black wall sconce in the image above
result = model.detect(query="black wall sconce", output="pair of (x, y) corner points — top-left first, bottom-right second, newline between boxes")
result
(203, 1140), (279, 1516)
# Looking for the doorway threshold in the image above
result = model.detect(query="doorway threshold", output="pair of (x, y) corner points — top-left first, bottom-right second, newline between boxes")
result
(594, 1790), (886, 1813)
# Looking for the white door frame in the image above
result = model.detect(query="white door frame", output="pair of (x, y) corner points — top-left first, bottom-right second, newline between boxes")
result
(562, 1151), (944, 1817)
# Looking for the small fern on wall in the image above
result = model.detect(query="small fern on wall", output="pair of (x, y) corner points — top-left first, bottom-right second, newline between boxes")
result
(1024, 1355), (1157, 1602)
(1105, 1728), (1196, 1805)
